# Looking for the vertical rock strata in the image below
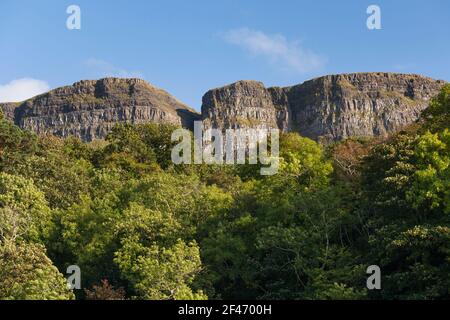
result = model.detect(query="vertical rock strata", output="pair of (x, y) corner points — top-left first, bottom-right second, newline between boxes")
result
(1, 73), (445, 142)
(201, 73), (445, 141)
(1, 78), (199, 141)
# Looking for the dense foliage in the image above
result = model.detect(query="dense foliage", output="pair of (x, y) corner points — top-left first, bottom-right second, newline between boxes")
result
(0, 85), (448, 300)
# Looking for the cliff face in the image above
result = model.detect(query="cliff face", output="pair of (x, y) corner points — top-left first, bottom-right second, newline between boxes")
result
(1, 73), (446, 142)
(0, 103), (19, 121)
(1, 78), (200, 141)
(201, 81), (280, 130)
(202, 73), (445, 141)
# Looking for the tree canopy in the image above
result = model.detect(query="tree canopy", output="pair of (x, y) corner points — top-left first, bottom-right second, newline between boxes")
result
(0, 85), (448, 300)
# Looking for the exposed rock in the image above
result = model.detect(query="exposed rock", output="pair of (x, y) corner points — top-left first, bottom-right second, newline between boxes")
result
(0, 103), (19, 121)
(202, 80), (279, 130)
(0, 73), (446, 142)
(202, 73), (446, 142)
(1, 78), (200, 141)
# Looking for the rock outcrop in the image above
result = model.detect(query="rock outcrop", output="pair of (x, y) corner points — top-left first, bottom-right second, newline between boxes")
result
(202, 81), (280, 130)
(202, 73), (446, 142)
(1, 73), (446, 142)
(1, 78), (200, 141)
(0, 103), (19, 121)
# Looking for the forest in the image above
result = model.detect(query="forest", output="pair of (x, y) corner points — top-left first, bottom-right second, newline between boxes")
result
(0, 84), (448, 300)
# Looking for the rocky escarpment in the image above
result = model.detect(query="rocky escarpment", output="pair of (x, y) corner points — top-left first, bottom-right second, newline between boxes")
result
(1, 78), (200, 141)
(202, 73), (446, 141)
(202, 81), (280, 130)
(1, 73), (446, 142)
(0, 102), (19, 121)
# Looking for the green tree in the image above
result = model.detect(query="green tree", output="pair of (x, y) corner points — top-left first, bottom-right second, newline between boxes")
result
(422, 83), (450, 133)
(360, 120), (450, 299)
(12, 142), (92, 209)
(200, 134), (364, 299)
(115, 237), (207, 300)
(0, 119), (38, 171)
(0, 240), (74, 300)
(95, 124), (159, 175)
(0, 173), (52, 242)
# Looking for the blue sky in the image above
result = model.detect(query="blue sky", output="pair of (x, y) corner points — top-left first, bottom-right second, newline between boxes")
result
(0, 0), (449, 109)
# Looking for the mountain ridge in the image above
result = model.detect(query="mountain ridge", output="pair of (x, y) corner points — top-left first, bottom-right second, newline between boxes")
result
(202, 72), (446, 141)
(1, 72), (446, 142)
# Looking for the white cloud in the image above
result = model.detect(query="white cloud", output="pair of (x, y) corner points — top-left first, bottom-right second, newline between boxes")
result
(84, 58), (144, 79)
(222, 28), (326, 74)
(0, 78), (50, 103)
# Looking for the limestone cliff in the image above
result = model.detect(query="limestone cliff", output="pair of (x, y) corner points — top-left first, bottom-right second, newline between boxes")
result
(201, 73), (446, 141)
(1, 78), (200, 141)
(201, 80), (280, 130)
(1, 73), (446, 142)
